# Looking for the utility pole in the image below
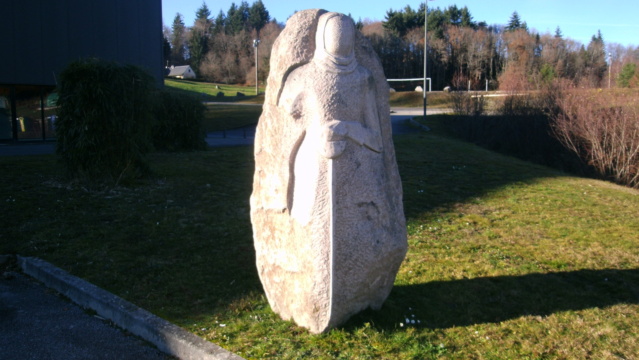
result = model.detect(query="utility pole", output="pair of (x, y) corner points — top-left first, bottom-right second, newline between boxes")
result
(423, 0), (434, 119)
(423, 2), (427, 119)
(254, 39), (261, 95)
(608, 52), (612, 89)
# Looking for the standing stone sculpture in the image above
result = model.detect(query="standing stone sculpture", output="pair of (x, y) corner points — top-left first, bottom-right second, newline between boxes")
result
(250, 9), (408, 333)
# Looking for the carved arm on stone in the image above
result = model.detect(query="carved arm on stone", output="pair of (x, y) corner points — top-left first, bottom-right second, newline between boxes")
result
(320, 120), (383, 159)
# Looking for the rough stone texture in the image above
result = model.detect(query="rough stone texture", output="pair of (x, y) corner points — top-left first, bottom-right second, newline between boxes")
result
(250, 9), (407, 334)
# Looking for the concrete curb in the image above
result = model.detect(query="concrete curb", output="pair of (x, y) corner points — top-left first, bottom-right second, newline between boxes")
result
(18, 256), (244, 360)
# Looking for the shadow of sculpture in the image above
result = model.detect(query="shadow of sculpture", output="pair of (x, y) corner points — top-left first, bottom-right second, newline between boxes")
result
(343, 268), (639, 330)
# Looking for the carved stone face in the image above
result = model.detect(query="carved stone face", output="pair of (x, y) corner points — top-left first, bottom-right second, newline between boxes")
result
(323, 16), (355, 58)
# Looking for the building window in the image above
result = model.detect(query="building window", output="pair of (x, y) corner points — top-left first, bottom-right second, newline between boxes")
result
(0, 86), (11, 141)
(44, 89), (59, 140)
(0, 85), (57, 141)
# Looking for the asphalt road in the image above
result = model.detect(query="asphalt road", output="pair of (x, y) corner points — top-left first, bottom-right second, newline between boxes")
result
(205, 108), (433, 146)
(0, 269), (171, 360)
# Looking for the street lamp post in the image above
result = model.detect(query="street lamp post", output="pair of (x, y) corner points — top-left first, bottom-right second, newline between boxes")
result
(608, 52), (612, 89)
(423, 2), (427, 119)
(423, 0), (433, 119)
(253, 39), (261, 95)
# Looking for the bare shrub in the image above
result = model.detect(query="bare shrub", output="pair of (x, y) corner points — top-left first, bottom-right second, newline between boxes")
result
(443, 80), (589, 173)
(498, 79), (567, 118)
(552, 89), (639, 188)
(450, 92), (485, 117)
(200, 23), (281, 85)
(449, 72), (486, 117)
(498, 66), (530, 93)
(499, 94), (539, 117)
(200, 30), (252, 84)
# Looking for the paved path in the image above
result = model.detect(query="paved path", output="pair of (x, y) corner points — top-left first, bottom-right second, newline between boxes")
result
(391, 107), (450, 116)
(0, 269), (170, 360)
(205, 107), (440, 147)
(1, 256), (243, 360)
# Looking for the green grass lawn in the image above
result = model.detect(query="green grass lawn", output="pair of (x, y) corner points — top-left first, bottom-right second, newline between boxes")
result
(168, 78), (461, 134)
(166, 79), (262, 133)
(203, 104), (263, 132)
(2, 127), (638, 359)
(198, 89), (454, 134)
(165, 78), (265, 103)
(167, 78), (453, 108)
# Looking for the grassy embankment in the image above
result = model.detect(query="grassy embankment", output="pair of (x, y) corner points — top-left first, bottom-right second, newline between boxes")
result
(165, 78), (447, 106)
(389, 91), (451, 109)
(164, 78), (265, 102)
(165, 79), (263, 132)
(165, 78), (456, 132)
(2, 103), (638, 358)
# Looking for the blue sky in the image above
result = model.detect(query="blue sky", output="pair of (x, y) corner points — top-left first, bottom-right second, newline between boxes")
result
(162, 0), (639, 47)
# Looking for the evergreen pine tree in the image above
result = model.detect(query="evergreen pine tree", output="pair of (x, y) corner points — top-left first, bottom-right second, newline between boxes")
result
(427, 8), (446, 39)
(383, 9), (407, 37)
(162, 36), (171, 67)
(189, 3), (213, 75)
(444, 5), (461, 25)
(249, 0), (270, 35)
(227, 1), (250, 34)
(170, 13), (187, 64)
(460, 6), (476, 28)
(585, 30), (607, 86)
(618, 63), (636, 88)
(226, 3), (239, 34)
(506, 11), (522, 31)
(213, 10), (225, 34)
(195, 2), (211, 21)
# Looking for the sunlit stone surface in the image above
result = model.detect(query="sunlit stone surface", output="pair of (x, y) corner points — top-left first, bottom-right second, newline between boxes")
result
(250, 9), (407, 333)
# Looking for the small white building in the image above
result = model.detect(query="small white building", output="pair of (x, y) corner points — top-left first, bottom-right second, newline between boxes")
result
(167, 65), (196, 79)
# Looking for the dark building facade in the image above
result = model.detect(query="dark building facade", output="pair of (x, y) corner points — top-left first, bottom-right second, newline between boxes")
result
(0, 0), (163, 141)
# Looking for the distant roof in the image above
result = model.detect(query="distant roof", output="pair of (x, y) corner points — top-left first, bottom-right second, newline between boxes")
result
(167, 65), (194, 77)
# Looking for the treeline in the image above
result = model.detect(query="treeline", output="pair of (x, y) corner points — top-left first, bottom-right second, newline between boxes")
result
(164, 0), (282, 84)
(164, 2), (639, 89)
(370, 5), (639, 90)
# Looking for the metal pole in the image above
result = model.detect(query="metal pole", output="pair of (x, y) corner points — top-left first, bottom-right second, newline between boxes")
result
(423, 2), (427, 119)
(254, 39), (260, 95)
(608, 52), (612, 89)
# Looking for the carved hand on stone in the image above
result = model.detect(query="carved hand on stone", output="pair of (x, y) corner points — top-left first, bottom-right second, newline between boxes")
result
(320, 120), (382, 158)
(320, 120), (347, 159)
